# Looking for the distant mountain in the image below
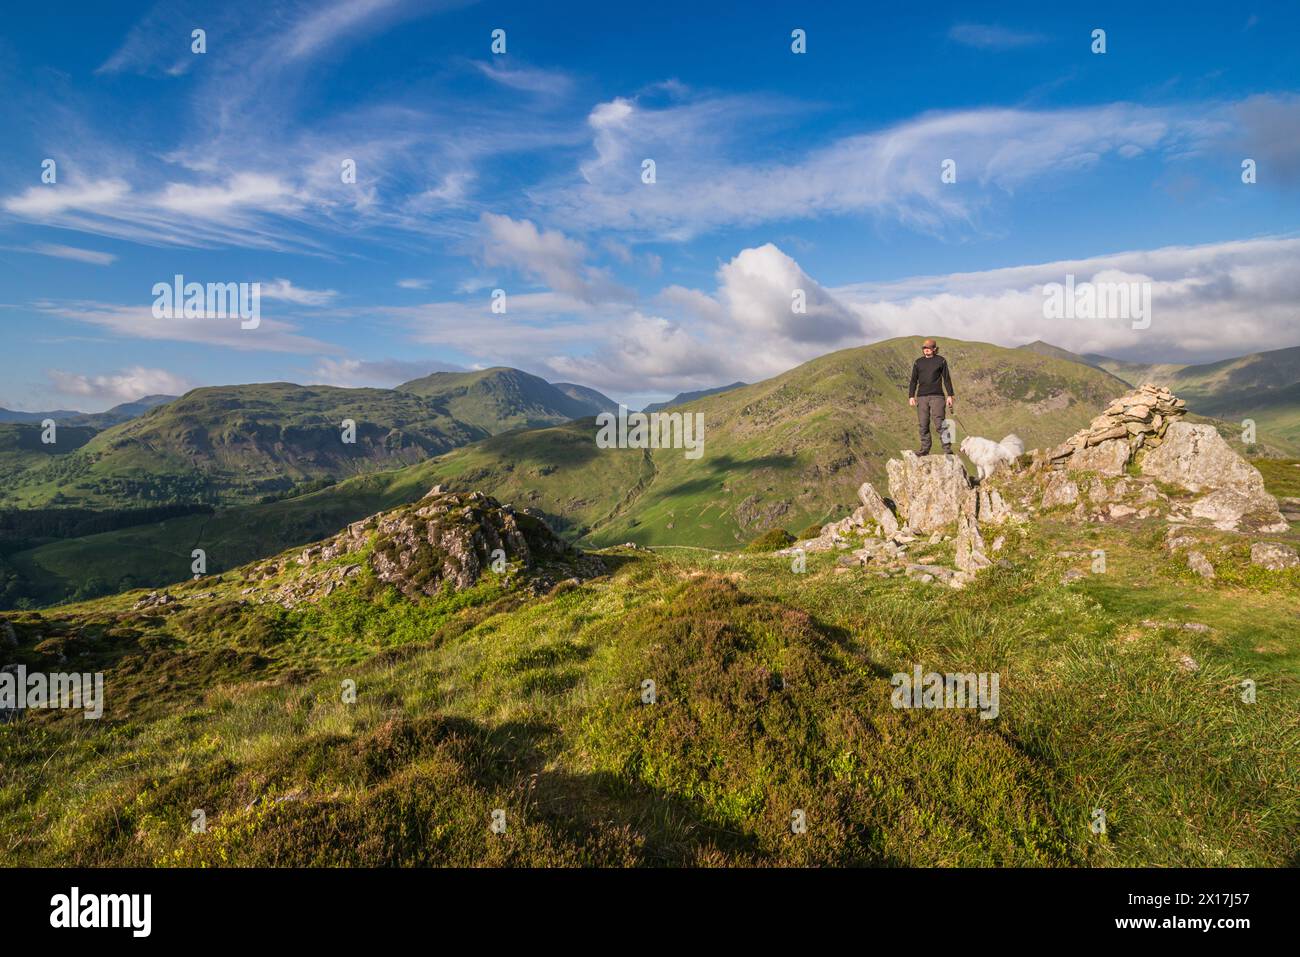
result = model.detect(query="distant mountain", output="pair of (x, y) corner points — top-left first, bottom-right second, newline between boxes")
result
(396, 367), (609, 433)
(0, 370), (620, 510)
(0, 408), (83, 424)
(1017, 342), (1300, 453)
(642, 382), (748, 413)
(0, 394), (175, 429)
(552, 382), (619, 416)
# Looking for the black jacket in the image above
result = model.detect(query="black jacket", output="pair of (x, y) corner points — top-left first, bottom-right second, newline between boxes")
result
(908, 355), (954, 398)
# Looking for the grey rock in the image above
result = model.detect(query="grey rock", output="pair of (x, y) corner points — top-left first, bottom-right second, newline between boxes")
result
(1187, 550), (1216, 579)
(886, 452), (971, 533)
(1250, 541), (1300, 570)
(1067, 439), (1130, 477)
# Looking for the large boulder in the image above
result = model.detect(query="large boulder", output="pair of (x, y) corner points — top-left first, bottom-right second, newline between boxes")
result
(886, 452), (971, 533)
(1190, 489), (1289, 533)
(1141, 422), (1287, 532)
(1142, 422), (1265, 492)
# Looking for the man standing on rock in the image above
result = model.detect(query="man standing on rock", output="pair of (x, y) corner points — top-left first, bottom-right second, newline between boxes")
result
(908, 338), (955, 455)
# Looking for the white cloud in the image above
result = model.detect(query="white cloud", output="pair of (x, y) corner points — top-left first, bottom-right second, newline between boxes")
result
(397, 278), (433, 289)
(534, 96), (1234, 240)
(47, 366), (192, 404)
(832, 236), (1300, 363)
(480, 213), (630, 303)
(260, 279), (338, 305)
(27, 243), (117, 266)
(474, 61), (573, 98)
(4, 180), (130, 217)
(375, 236), (1300, 396)
(33, 301), (337, 354)
(311, 356), (461, 387)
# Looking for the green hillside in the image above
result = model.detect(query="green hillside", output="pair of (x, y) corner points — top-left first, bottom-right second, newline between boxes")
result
(642, 381), (747, 413)
(1019, 342), (1300, 454)
(419, 338), (1138, 548)
(0, 369), (616, 512)
(396, 367), (611, 433)
(3, 499), (1295, 866)
(0, 383), (486, 509)
(552, 382), (619, 415)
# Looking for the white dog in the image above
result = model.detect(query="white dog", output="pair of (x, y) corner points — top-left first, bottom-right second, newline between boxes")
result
(960, 433), (1025, 481)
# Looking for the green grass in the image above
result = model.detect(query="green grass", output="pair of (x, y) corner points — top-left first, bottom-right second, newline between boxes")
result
(2, 508), (1295, 867)
(1256, 458), (1300, 499)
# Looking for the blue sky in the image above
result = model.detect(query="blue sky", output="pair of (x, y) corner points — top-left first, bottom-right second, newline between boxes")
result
(1, 0), (1298, 410)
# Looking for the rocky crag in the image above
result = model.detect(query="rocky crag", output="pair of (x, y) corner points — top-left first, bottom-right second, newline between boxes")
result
(783, 383), (1293, 587)
(240, 486), (604, 607)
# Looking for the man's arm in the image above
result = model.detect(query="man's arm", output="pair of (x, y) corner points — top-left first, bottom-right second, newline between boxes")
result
(908, 360), (920, 398)
(942, 358), (954, 405)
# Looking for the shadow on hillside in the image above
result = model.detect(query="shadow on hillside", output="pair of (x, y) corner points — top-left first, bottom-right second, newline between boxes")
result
(657, 453), (797, 498)
(414, 715), (901, 866)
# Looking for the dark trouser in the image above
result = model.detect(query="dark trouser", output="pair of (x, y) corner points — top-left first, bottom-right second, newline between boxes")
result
(916, 395), (950, 454)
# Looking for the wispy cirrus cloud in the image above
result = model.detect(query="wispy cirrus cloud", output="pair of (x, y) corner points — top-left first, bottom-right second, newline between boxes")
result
(32, 301), (338, 354)
(532, 92), (1235, 240)
(24, 242), (117, 265)
(948, 23), (1047, 50)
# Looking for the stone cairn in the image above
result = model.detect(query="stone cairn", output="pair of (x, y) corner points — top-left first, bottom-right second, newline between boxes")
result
(1042, 383), (1186, 472)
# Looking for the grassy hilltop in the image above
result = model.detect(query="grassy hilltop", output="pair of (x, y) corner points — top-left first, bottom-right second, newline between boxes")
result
(1, 501), (1295, 866)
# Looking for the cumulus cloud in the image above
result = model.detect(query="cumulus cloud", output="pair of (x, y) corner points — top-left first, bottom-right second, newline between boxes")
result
(47, 366), (192, 404)
(717, 244), (869, 345)
(479, 213), (631, 303)
(832, 237), (1300, 362)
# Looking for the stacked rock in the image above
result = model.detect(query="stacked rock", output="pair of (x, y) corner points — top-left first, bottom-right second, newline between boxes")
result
(1044, 383), (1186, 471)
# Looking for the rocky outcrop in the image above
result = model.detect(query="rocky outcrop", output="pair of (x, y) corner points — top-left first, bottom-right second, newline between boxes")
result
(974, 485), (1021, 525)
(886, 453), (971, 534)
(251, 487), (602, 606)
(1142, 422), (1264, 492)
(1141, 423), (1287, 533)
(1042, 383), (1186, 475)
(795, 481), (900, 552)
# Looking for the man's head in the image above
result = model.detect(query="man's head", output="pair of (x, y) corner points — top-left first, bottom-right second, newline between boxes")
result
(922, 338), (938, 355)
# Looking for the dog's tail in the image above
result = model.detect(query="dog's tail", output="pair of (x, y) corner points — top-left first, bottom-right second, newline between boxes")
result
(999, 434), (1025, 458)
